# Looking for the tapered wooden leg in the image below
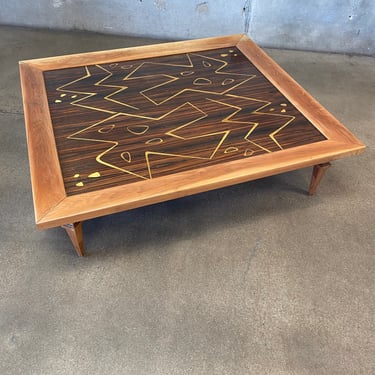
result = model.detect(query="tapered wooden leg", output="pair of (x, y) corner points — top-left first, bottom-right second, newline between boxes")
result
(62, 222), (85, 256)
(309, 162), (331, 196)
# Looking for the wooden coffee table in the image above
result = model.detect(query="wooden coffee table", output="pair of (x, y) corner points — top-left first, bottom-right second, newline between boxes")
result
(20, 34), (365, 256)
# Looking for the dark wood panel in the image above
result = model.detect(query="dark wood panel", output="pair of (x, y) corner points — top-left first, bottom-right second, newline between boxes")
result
(43, 46), (326, 195)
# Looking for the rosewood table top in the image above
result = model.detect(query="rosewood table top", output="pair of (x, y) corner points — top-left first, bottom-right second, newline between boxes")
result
(20, 34), (365, 254)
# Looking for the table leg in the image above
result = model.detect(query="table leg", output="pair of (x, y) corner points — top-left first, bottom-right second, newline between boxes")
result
(62, 222), (85, 256)
(309, 162), (331, 196)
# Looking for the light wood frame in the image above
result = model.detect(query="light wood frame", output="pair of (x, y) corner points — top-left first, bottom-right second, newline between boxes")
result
(20, 34), (365, 232)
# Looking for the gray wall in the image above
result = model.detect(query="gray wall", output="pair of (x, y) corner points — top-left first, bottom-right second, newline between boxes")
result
(249, 0), (375, 55)
(0, 0), (374, 55)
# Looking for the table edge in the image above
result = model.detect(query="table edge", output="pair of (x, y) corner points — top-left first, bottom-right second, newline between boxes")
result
(19, 34), (244, 69)
(36, 140), (365, 229)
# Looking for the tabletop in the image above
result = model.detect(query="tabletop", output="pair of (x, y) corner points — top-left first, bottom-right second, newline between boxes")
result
(20, 34), (365, 229)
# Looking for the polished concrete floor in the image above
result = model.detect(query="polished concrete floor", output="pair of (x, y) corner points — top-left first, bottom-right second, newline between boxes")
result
(1, 26), (374, 374)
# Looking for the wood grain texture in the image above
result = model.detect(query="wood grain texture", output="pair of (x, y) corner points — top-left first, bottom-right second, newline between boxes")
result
(237, 35), (364, 144)
(19, 34), (365, 229)
(62, 222), (85, 256)
(309, 163), (331, 196)
(37, 139), (362, 228)
(43, 46), (327, 195)
(20, 35), (244, 71)
(19, 63), (66, 222)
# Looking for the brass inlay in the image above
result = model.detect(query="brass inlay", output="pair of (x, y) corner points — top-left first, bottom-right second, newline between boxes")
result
(145, 138), (164, 145)
(224, 147), (239, 153)
(98, 124), (115, 133)
(121, 152), (131, 163)
(127, 125), (149, 135)
(222, 78), (235, 86)
(193, 78), (212, 86)
(244, 149), (254, 157)
(49, 48), (303, 189)
(88, 172), (101, 178)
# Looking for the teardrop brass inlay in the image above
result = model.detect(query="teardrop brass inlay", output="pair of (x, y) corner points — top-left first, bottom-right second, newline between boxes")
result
(98, 124), (115, 133)
(88, 172), (101, 178)
(127, 125), (149, 135)
(193, 78), (212, 86)
(145, 138), (163, 145)
(224, 147), (239, 154)
(222, 78), (235, 86)
(121, 64), (134, 69)
(121, 152), (131, 163)
(244, 149), (254, 157)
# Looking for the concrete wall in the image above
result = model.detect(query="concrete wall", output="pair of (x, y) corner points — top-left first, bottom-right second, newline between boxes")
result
(249, 0), (375, 55)
(0, 0), (246, 39)
(0, 0), (374, 55)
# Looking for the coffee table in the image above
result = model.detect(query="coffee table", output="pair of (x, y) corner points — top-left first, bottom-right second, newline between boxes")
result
(20, 34), (365, 256)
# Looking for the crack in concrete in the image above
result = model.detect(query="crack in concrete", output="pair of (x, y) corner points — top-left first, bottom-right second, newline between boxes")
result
(243, 0), (251, 33)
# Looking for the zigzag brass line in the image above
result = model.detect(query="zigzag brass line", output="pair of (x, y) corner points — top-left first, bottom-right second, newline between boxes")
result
(124, 53), (256, 106)
(97, 59), (190, 109)
(130, 52), (254, 77)
(66, 102), (230, 180)
(93, 65), (139, 110)
(206, 97), (273, 154)
(58, 63), (194, 121)
(57, 64), (205, 121)
(56, 64), (155, 116)
(56, 66), (116, 115)
(165, 101), (208, 139)
(57, 51), (296, 182)
(225, 93), (296, 150)
(55, 51), (255, 119)
(103, 100), (231, 178)
(138, 77), (256, 107)
(250, 106), (296, 150)
(162, 101), (231, 161)
(67, 113), (149, 180)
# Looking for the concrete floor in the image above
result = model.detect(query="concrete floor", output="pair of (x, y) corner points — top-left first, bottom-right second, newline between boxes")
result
(0, 25), (374, 374)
